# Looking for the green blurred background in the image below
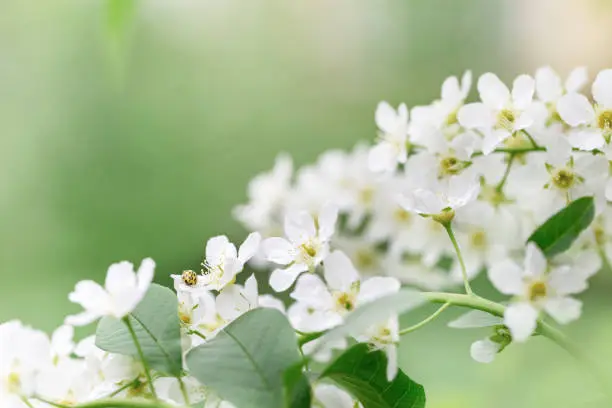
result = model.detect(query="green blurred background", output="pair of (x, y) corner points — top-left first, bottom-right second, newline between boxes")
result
(3, 0), (612, 406)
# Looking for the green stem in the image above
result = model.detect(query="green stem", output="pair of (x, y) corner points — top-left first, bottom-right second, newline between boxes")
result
(123, 317), (158, 400)
(107, 377), (141, 398)
(472, 146), (546, 157)
(177, 376), (190, 406)
(21, 397), (36, 408)
(442, 223), (473, 295)
(522, 130), (540, 148)
(187, 329), (207, 341)
(399, 302), (451, 335)
(495, 153), (515, 192)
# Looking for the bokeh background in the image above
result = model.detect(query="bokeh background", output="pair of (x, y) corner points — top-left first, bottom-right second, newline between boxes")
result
(3, 1), (612, 407)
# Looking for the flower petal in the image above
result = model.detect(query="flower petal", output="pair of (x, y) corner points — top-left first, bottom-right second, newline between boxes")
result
(375, 101), (398, 133)
(290, 273), (333, 308)
(482, 129), (510, 155)
(524, 242), (547, 277)
(238, 232), (261, 264)
(262, 237), (294, 265)
(543, 297), (582, 324)
(557, 93), (595, 126)
(457, 103), (494, 129)
(137, 258), (155, 293)
(385, 344), (398, 381)
(105, 261), (136, 294)
(448, 310), (504, 329)
(269, 263), (308, 292)
(568, 129), (605, 151)
(357, 276), (400, 304)
(592, 69), (612, 108)
(318, 203), (338, 241)
(488, 259), (524, 295)
(565, 66), (588, 93)
(206, 236), (231, 265)
(323, 250), (359, 292)
(512, 74), (535, 110)
(478, 73), (510, 110)
(368, 142), (398, 174)
(470, 338), (501, 364)
(441, 75), (461, 105)
(535, 66), (562, 102)
(284, 211), (316, 244)
(504, 302), (538, 342)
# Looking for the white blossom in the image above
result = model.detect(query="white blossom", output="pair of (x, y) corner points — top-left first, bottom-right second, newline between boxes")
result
(488, 243), (598, 342)
(65, 258), (155, 326)
(262, 203), (338, 291)
(458, 73), (537, 154)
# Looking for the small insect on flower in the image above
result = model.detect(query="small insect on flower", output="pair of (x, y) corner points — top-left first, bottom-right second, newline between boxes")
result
(182, 270), (199, 287)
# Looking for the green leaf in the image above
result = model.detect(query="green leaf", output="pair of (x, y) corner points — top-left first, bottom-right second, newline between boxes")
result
(320, 343), (426, 408)
(313, 289), (425, 354)
(186, 308), (304, 408)
(95, 284), (183, 377)
(283, 362), (312, 408)
(527, 196), (595, 257)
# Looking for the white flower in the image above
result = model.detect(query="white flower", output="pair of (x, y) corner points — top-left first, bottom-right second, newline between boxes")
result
(233, 153), (293, 235)
(71, 336), (142, 396)
(470, 339), (502, 364)
(262, 203), (338, 291)
(488, 243), (597, 342)
(199, 233), (261, 291)
(301, 337), (347, 363)
(171, 270), (207, 294)
(448, 310), (508, 364)
(452, 201), (520, 280)
(313, 384), (359, 408)
(410, 71), (472, 142)
(216, 275), (285, 321)
(399, 173), (480, 217)
(404, 132), (480, 181)
(439, 70), (473, 113)
(557, 69), (612, 150)
(155, 376), (210, 407)
(35, 358), (91, 407)
(368, 102), (410, 174)
(0, 321), (50, 406)
(458, 73), (536, 154)
(355, 317), (400, 381)
(288, 250), (400, 332)
(536, 66), (588, 103)
(535, 67), (588, 130)
(65, 258), (155, 326)
(50, 325), (75, 362)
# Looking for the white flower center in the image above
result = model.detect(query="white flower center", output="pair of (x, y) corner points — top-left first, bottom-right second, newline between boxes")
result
(469, 230), (487, 249)
(551, 168), (576, 190)
(296, 239), (321, 265)
(332, 291), (357, 313)
(496, 109), (516, 132)
(527, 280), (548, 302)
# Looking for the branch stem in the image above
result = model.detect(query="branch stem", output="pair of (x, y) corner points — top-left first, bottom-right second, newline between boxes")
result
(123, 317), (158, 400)
(399, 302), (451, 335)
(496, 153), (515, 192)
(442, 223), (473, 295)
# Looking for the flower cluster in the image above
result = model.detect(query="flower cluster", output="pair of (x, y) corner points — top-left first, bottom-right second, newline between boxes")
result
(3, 67), (611, 408)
